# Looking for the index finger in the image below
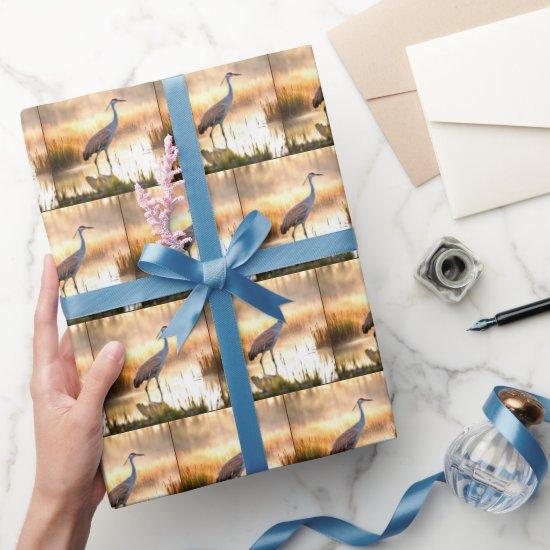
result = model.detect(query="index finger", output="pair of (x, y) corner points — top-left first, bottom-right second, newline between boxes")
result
(33, 254), (60, 366)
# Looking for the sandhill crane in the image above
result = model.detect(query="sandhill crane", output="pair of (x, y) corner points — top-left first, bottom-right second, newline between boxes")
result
(280, 172), (322, 240)
(197, 72), (241, 149)
(216, 452), (244, 482)
(108, 452), (144, 508)
(83, 98), (126, 175)
(248, 320), (284, 375)
(57, 225), (93, 295)
(330, 397), (373, 455)
(133, 326), (169, 402)
(312, 86), (324, 110)
(362, 311), (374, 335)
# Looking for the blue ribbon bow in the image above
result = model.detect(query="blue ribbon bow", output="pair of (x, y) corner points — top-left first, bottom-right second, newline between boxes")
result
(138, 211), (292, 351)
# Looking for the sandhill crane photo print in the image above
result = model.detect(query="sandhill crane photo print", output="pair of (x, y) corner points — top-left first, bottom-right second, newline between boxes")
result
(23, 44), (396, 508)
(42, 197), (135, 296)
(103, 425), (181, 506)
(85, 302), (224, 434)
(235, 269), (338, 399)
(284, 373), (396, 462)
(22, 82), (171, 208)
(269, 46), (333, 153)
(316, 259), (384, 379)
(187, 55), (287, 173)
(233, 146), (350, 247)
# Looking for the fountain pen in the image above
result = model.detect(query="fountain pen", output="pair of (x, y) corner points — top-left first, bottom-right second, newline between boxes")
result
(468, 297), (550, 331)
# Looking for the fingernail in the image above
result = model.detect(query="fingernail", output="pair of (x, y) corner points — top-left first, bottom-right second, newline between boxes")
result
(103, 341), (125, 365)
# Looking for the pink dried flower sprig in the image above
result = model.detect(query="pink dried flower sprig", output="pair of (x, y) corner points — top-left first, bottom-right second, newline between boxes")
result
(135, 135), (192, 250)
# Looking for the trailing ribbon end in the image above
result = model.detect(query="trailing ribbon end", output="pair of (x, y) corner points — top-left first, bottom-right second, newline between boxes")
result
(137, 211), (292, 352)
(250, 472), (446, 550)
(162, 284), (211, 351)
(251, 385), (550, 550)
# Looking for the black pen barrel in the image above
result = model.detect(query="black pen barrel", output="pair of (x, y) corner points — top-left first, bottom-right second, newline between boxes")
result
(496, 298), (550, 325)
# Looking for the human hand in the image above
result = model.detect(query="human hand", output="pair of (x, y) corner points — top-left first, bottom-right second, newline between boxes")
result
(18, 255), (125, 550)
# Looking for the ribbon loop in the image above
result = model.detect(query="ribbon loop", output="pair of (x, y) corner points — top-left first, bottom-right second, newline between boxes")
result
(139, 243), (203, 283)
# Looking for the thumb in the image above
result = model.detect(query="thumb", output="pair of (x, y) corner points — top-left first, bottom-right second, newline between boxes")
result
(77, 341), (125, 415)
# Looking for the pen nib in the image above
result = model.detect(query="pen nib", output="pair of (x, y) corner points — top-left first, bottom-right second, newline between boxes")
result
(467, 317), (497, 331)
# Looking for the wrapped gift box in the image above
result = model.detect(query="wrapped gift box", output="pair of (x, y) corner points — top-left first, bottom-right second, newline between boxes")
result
(21, 45), (396, 507)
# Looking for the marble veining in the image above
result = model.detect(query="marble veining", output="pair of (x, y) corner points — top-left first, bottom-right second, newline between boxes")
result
(1, 0), (549, 548)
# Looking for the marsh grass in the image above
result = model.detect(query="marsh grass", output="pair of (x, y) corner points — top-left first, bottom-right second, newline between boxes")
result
(294, 438), (328, 462)
(109, 369), (135, 395)
(30, 151), (51, 175)
(312, 324), (332, 349)
(203, 144), (274, 173)
(165, 478), (184, 495)
(145, 125), (166, 148)
(335, 361), (383, 381)
(252, 369), (323, 400)
(105, 403), (182, 434)
(198, 349), (222, 377)
(263, 437), (297, 467)
(47, 137), (82, 171)
(326, 314), (362, 347)
(177, 465), (216, 492)
(286, 133), (333, 155)
(114, 253), (136, 279)
(278, 449), (298, 466)
(105, 395), (209, 435)
(263, 86), (314, 122)
(55, 172), (157, 207)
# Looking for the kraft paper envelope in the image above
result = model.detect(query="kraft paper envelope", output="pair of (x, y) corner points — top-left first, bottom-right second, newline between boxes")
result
(328, 0), (550, 187)
(407, 8), (550, 218)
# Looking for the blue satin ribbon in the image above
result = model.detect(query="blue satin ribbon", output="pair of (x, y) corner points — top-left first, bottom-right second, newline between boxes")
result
(138, 211), (291, 350)
(59, 228), (356, 320)
(251, 385), (549, 549)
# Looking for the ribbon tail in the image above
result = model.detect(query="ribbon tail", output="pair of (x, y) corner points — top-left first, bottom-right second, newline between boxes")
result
(163, 284), (211, 351)
(250, 472), (446, 550)
(226, 271), (291, 322)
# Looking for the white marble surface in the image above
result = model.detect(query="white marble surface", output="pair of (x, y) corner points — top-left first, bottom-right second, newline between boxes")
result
(1, 1), (549, 548)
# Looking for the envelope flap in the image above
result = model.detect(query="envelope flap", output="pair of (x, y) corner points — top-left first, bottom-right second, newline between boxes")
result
(407, 8), (550, 128)
(328, 0), (550, 100)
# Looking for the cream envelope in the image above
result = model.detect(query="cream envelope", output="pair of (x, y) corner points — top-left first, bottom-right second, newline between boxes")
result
(328, 0), (550, 187)
(407, 8), (550, 218)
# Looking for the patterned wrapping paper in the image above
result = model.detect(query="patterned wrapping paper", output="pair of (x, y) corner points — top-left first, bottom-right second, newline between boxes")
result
(21, 45), (396, 507)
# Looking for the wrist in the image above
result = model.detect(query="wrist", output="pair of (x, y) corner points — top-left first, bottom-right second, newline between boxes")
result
(17, 489), (94, 550)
